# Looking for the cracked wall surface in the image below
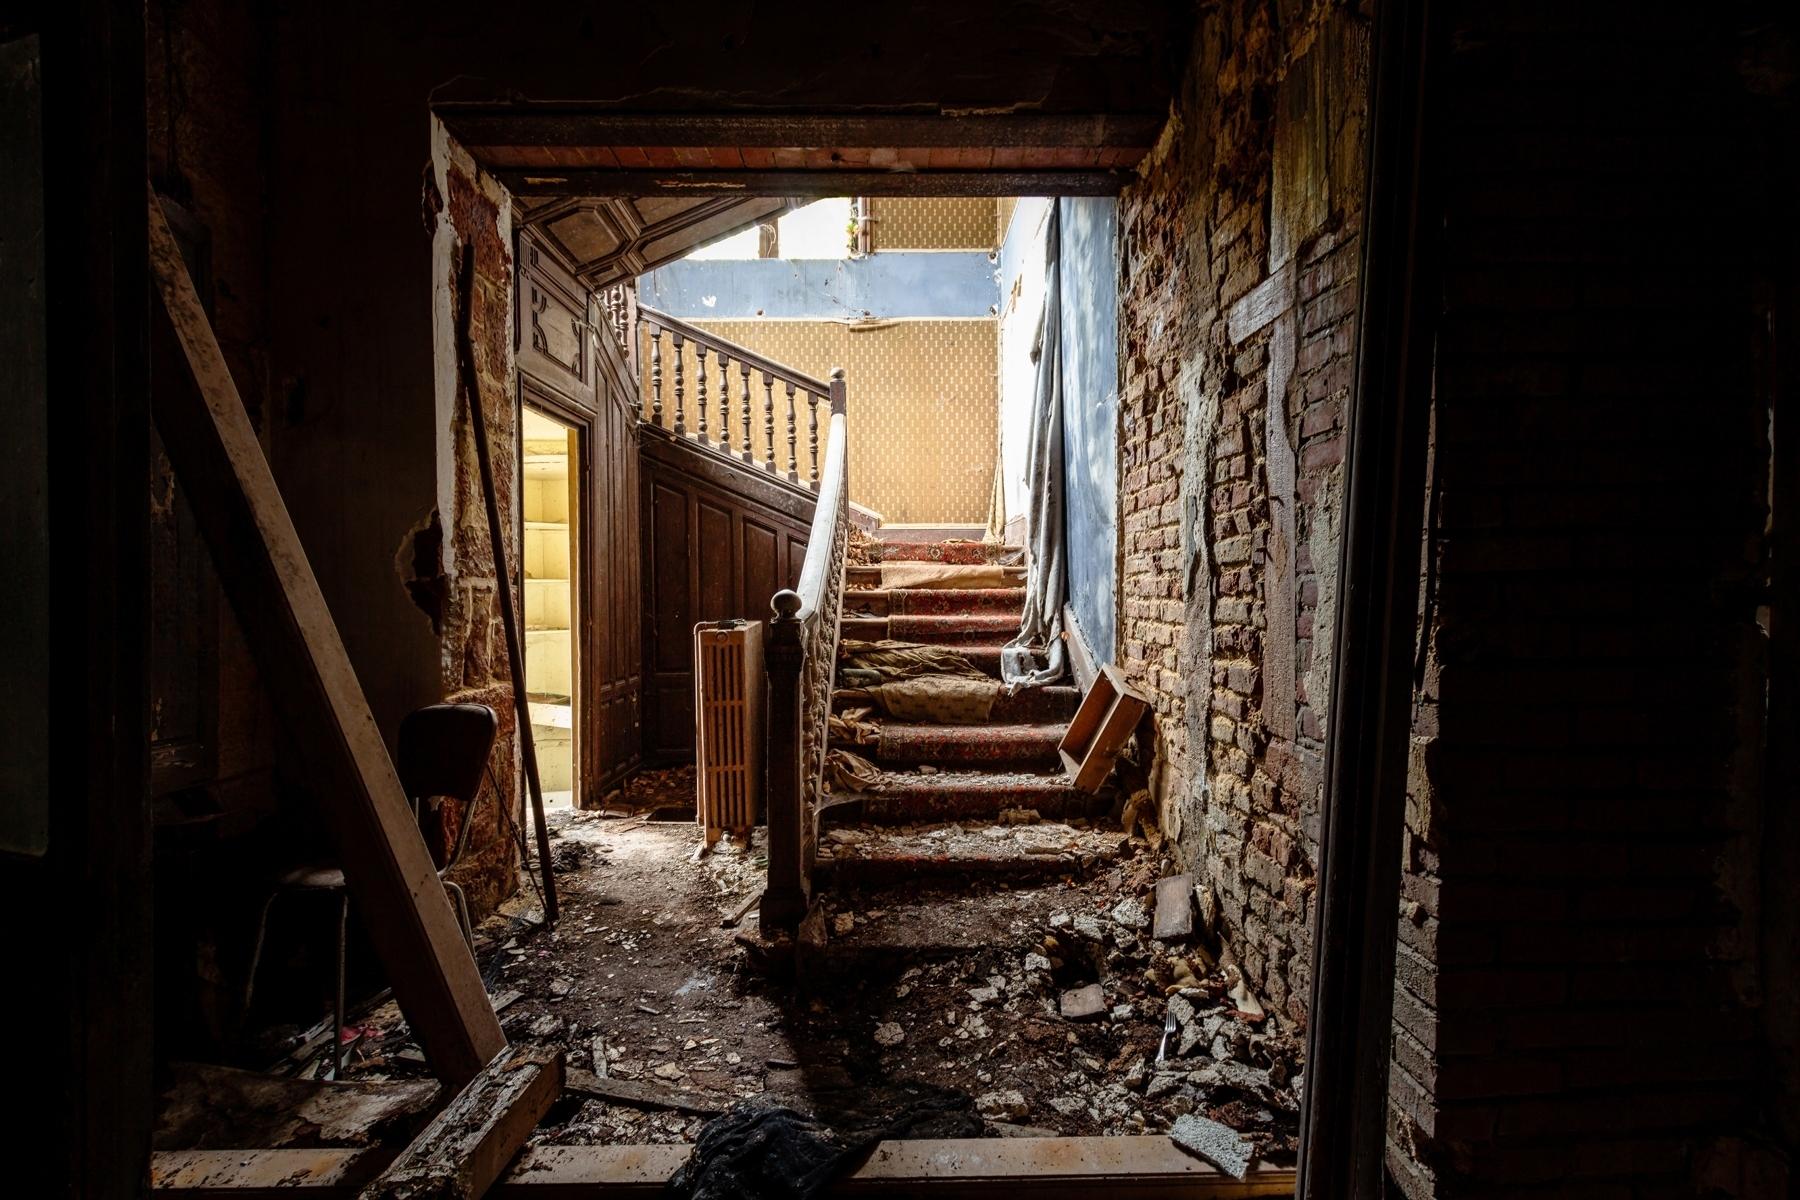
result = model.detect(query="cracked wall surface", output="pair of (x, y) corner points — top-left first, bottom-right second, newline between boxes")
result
(1117, 0), (1366, 1029)
(430, 132), (522, 916)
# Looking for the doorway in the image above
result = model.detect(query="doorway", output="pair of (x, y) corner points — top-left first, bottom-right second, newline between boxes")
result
(521, 405), (580, 808)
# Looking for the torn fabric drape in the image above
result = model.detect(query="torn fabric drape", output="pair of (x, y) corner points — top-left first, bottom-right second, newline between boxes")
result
(1001, 200), (1067, 689)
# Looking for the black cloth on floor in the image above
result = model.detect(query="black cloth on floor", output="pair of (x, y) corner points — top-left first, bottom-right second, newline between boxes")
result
(667, 1088), (977, 1200)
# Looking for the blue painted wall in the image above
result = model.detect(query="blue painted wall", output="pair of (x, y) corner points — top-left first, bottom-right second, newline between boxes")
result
(638, 253), (998, 321)
(1058, 197), (1119, 663)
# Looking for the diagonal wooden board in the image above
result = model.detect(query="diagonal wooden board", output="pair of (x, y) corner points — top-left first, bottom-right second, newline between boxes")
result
(360, 1043), (563, 1200)
(146, 191), (505, 1086)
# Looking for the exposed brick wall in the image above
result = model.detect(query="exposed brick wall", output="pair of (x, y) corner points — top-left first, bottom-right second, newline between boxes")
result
(1117, 0), (1366, 1028)
(433, 137), (522, 917)
(1387, 5), (1790, 1196)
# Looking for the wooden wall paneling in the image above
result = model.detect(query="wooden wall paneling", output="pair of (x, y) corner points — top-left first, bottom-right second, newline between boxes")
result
(645, 475), (694, 762)
(148, 201), (219, 795)
(517, 225), (648, 803)
(638, 435), (814, 763)
(517, 231), (594, 407)
(588, 325), (643, 795)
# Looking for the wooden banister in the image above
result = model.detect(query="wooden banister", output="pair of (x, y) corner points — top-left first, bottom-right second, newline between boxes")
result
(762, 369), (849, 927)
(635, 305), (835, 492)
(639, 305), (831, 396)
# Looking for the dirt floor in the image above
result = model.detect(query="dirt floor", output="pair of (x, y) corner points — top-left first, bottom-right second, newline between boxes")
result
(325, 768), (1303, 1166)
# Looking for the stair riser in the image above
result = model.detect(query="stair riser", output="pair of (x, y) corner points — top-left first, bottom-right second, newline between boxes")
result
(819, 787), (1110, 825)
(832, 687), (1081, 723)
(815, 845), (1117, 887)
(836, 646), (1006, 681)
(870, 746), (1061, 771)
(865, 542), (1012, 564)
(843, 616), (1019, 641)
(843, 591), (1027, 619)
(847, 567), (1027, 587)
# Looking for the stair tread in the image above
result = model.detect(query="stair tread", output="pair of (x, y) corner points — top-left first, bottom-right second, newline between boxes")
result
(872, 720), (1066, 737)
(815, 819), (1124, 880)
(832, 766), (1078, 792)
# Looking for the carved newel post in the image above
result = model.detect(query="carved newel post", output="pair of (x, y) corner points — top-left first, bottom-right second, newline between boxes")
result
(762, 588), (811, 927)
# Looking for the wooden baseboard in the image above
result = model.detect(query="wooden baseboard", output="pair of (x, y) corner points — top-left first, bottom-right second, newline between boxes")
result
(1062, 602), (1101, 693)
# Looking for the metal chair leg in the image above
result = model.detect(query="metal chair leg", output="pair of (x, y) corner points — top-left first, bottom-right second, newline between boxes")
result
(244, 890), (280, 1014)
(445, 879), (474, 953)
(332, 891), (349, 1079)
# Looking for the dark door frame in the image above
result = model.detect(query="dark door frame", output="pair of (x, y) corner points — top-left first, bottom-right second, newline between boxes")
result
(2, 2), (153, 1195)
(518, 376), (598, 809)
(432, 4), (1438, 1189)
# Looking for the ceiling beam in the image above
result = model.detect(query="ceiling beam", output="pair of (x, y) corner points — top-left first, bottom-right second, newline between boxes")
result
(438, 111), (1165, 150)
(498, 169), (1132, 198)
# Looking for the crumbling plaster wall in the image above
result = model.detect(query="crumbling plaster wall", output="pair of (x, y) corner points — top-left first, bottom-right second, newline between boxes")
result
(1117, 0), (1365, 1028)
(427, 125), (523, 915)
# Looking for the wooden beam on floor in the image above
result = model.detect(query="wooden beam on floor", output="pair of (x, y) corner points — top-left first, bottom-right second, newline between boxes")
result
(156, 1140), (1294, 1199)
(152, 1149), (382, 1197)
(145, 192), (506, 1087)
(562, 1068), (723, 1117)
(496, 169), (1131, 198)
(360, 1043), (564, 1200)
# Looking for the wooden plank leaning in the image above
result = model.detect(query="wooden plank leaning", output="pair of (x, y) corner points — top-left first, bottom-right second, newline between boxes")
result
(146, 190), (505, 1086)
(359, 1044), (563, 1200)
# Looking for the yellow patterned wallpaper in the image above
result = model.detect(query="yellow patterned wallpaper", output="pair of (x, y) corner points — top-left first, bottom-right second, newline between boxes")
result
(996, 197), (1019, 244)
(643, 319), (998, 524)
(871, 197), (1001, 251)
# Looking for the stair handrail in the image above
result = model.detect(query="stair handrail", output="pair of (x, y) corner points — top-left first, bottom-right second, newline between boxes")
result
(639, 306), (832, 395)
(636, 305), (835, 489)
(761, 367), (849, 927)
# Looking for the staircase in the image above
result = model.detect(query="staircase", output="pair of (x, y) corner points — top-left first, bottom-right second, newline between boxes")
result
(816, 540), (1123, 890)
(622, 305), (1120, 922)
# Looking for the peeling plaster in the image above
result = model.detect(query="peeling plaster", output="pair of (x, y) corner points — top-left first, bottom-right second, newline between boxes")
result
(395, 507), (448, 636)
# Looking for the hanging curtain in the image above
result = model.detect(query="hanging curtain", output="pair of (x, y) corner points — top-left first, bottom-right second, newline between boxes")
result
(1000, 200), (1067, 690)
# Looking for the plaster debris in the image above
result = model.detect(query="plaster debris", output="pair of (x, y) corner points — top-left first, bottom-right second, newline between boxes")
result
(1059, 983), (1107, 1021)
(975, 1090), (1030, 1121)
(1169, 1113), (1256, 1180)
(1153, 874), (1196, 941)
(1110, 896), (1150, 931)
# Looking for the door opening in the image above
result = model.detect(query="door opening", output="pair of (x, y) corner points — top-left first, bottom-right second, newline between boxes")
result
(522, 405), (581, 808)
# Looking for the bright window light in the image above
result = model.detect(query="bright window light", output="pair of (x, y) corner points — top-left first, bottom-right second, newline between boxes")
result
(681, 199), (855, 262)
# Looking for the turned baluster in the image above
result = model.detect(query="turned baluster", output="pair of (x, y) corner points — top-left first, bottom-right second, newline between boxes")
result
(807, 390), (820, 484)
(648, 324), (664, 427)
(671, 331), (686, 435)
(762, 371), (776, 471)
(784, 381), (798, 482)
(716, 351), (731, 452)
(694, 344), (710, 442)
(739, 362), (754, 463)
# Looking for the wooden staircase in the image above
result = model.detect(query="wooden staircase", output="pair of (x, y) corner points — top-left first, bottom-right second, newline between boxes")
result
(817, 541), (1122, 890)
(621, 306), (1119, 926)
